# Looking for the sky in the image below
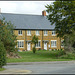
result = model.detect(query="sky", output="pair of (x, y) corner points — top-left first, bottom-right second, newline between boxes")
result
(0, 1), (54, 15)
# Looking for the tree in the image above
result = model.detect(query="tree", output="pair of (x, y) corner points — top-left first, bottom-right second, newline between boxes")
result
(31, 35), (38, 53)
(45, 1), (75, 53)
(0, 39), (6, 68)
(0, 18), (18, 57)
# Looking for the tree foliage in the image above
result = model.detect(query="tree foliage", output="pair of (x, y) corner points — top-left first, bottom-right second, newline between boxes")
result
(0, 18), (18, 54)
(0, 40), (6, 68)
(31, 35), (38, 53)
(45, 1), (75, 53)
(45, 1), (75, 37)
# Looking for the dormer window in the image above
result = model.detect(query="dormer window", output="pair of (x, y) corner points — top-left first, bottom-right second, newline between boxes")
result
(18, 30), (22, 35)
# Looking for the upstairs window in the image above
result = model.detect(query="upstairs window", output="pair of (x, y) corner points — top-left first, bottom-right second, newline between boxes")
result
(36, 30), (39, 35)
(27, 30), (31, 36)
(44, 30), (48, 36)
(52, 31), (56, 36)
(18, 30), (22, 35)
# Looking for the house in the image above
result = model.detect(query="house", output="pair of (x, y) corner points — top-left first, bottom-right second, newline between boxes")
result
(0, 8), (64, 51)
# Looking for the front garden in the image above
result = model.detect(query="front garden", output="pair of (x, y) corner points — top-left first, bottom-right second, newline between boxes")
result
(7, 50), (75, 63)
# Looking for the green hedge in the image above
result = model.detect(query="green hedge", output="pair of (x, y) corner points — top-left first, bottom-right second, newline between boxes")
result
(0, 40), (6, 68)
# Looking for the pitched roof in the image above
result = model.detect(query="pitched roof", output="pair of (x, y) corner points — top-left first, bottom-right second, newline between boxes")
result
(0, 13), (55, 30)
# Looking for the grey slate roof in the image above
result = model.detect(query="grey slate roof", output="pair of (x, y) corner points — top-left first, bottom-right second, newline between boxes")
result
(0, 13), (55, 30)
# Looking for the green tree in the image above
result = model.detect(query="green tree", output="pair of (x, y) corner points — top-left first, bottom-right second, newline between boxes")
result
(0, 40), (6, 68)
(45, 1), (75, 53)
(31, 35), (38, 53)
(0, 18), (18, 56)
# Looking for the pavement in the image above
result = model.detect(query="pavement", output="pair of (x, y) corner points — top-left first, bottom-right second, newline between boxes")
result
(0, 61), (75, 74)
(0, 69), (32, 74)
(6, 60), (75, 65)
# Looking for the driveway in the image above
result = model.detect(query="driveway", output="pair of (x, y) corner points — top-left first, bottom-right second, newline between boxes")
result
(2, 61), (75, 74)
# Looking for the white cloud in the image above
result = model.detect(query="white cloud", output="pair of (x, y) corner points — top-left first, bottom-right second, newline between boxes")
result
(0, 1), (54, 15)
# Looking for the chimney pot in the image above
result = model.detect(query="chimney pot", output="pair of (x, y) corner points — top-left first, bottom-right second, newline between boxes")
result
(42, 10), (46, 16)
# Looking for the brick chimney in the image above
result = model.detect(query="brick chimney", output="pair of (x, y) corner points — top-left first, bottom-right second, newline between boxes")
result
(42, 10), (46, 16)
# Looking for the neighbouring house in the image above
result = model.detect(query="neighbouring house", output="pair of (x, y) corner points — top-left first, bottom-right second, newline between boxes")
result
(0, 8), (64, 51)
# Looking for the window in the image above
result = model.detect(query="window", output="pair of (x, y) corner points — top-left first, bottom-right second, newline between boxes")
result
(18, 30), (22, 35)
(61, 40), (64, 47)
(44, 30), (48, 36)
(52, 31), (56, 36)
(51, 40), (57, 47)
(35, 41), (41, 48)
(17, 40), (24, 48)
(36, 30), (39, 35)
(27, 30), (31, 35)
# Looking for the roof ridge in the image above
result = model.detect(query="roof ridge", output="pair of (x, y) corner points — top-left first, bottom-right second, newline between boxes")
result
(1, 13), (42, 16)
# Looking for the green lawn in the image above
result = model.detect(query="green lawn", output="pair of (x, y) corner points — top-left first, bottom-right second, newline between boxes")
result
(7, 50), (75, 63)
(0, 68), (6, 71)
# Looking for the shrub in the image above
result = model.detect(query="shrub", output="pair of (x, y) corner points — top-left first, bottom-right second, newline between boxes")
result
(59, 53), (75, 59)
(52, 49), (54, 51)
(33, 46), (36, 53)
(0, 40), (6, 68)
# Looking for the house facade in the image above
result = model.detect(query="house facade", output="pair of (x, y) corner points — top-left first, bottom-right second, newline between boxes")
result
(0, 9), (64, 51)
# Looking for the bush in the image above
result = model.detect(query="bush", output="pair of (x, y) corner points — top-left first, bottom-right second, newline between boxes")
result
(33, 46), (36, 53)
(52, 49), (54, 51)
(0, 40), (6, 68)
(59, 53), (75, 59)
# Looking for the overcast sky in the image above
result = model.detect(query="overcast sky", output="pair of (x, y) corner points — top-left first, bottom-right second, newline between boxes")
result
(0, 1), (54, 15)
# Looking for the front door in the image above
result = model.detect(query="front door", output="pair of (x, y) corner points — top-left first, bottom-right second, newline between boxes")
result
(27, 42), (31, 51)
(44, 42), (47, 50)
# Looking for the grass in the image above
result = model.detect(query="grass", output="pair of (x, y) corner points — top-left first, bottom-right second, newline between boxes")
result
(7, 50), (75, 63)
(0, 68), (6, 71)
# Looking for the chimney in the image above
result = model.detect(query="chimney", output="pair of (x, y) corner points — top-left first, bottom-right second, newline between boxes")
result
(42, 10), (46, 16)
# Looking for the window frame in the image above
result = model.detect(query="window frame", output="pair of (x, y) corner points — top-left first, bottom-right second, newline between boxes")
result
(36, 30), (40, 36)
(44, 30), (48, 36)
(51, 40), (57, 47)
(35, 40), (41, 48)
(27, 30), (31, 36)
(61, 40), (64, 47)
(17, 40), (24, 48)
(52, 31), (56, 36)
(18, 30), (22, 35)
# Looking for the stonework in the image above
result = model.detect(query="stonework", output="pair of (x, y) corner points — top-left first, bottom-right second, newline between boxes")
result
(14, 30), (64, 51)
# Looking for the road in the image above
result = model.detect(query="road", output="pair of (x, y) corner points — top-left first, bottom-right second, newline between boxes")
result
(3, 61), (75, 74)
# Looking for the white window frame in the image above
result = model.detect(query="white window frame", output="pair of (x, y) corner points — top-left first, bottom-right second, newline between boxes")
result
(17, 40), (24, 48)
(36, 30), (40, 36)
(61, 40), (64, 47)
(18, 30), (22, 35)
(35, 40), (41, 48)
(52, 31), (56, 36)
(44, 30), (48, 36)
(51, 40), (57, 48)
(27, 30), (31, 36)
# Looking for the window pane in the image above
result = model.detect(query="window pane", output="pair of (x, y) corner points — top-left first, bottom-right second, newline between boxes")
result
(18, 41), (19, 47)
(22, 42), (24, 47)
(18, 30), (22, 35)
(55, 41), (56, 46)
(20, 41), (21, 47)
(39, 42), (40, 47)
(18, 30), (20, 34)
